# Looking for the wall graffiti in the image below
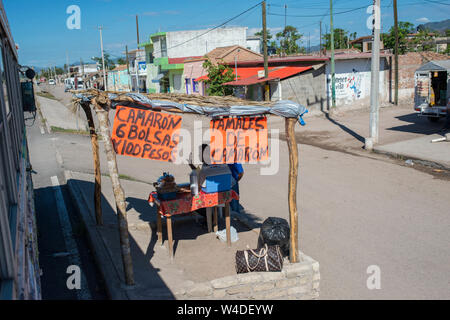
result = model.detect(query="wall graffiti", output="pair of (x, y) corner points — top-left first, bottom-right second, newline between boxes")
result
(332, 69), (363, 101)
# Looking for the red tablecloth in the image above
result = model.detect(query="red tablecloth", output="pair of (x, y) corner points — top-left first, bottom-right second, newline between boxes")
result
(148, 190), (239, 217)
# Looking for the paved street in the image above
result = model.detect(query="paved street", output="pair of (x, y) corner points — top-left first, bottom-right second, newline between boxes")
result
(29, 86), (450, 299)
(26, 109), (106, 300)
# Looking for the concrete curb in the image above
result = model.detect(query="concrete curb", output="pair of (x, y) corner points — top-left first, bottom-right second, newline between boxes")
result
(64, 170), (130, 300)
(372, 147), (450, 171)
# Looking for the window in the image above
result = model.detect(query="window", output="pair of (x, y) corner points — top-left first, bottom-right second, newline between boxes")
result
(185, 78), (191, 94)
(193, 80), (199, 93)
(160, 37), (167, 57)
(0, 45), (10, 115)
(148, 52), (154, 64)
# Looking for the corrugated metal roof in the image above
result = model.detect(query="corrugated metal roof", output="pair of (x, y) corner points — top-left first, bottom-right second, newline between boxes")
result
(195, 66), (277, 82)
(222, 66), (312, 86)
(416, 59), (450, 72)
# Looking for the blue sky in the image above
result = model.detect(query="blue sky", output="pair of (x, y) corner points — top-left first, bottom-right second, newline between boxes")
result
(4, 0), (450, 68)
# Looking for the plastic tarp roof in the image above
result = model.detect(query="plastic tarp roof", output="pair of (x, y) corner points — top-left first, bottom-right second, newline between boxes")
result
(74, 92), (309, 125)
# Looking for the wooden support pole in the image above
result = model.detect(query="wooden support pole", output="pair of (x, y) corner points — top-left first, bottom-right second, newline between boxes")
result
(213, 207), (218, 233)
(225, 202), (231, 247)
(167, 215), (173, 260)
(285, 118), (299, 263)
(157, 206), (163, 246)
(92, 96), (135, 286)
(80, 102), (102, 225)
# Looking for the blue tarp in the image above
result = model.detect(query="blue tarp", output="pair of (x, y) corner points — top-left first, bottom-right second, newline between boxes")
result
(74, 92), (308, 125)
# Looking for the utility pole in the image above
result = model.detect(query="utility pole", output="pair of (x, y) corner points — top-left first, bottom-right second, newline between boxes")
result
(369, 0), (381, 146)
(136, 15), (140, 46)
(66, 51), (69, 77)
(126, 45), (131, 92)
(393, 0), (399, 105)
(262, 1), (269, 101)
(308, 33), (311, 54)
(330, 0), (336, 109)
(320, 21), (322, 56)
(80, 58), (85, 88)
(98, 26), (107, 90)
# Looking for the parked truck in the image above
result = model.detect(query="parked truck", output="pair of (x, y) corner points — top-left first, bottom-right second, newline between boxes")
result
(414, 60), (450, 122)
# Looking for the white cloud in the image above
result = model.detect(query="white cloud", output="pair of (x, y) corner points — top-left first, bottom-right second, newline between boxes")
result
(416, 17), (430, 23)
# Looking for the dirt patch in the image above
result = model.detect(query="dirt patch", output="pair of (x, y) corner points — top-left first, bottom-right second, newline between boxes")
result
(167, 217), (261, 282)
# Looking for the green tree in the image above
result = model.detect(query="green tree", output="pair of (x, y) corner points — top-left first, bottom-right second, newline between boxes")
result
(276, 25), (303, 55)
(91, 52), (115, 71)
(412, 28), (434, 52)
(116, 57), (127, 65)
(54, 67), (65, 75)
(253, 29), (278, 54)
(201, 59), (235, 96)
(322, 28), (352, 50)
(254, 29), (273, 41)
(382, 21), (415, 54)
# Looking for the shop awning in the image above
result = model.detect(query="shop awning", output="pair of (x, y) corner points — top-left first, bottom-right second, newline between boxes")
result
(151, 73), (166, 83)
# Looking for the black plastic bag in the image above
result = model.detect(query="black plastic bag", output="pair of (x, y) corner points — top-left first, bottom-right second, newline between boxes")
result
(258, 217), (290, 257)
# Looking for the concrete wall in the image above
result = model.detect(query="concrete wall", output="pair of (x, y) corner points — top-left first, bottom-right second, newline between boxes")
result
(174, 252), (320, 300)
(146, 64), (160, 93)
(166, 27), (247, 58)
(395, 52), (449, 101)
(246, 38), (261, 54)
(325, 58), (389, 108)
(183, 60), (207, 95)
(169, 69), (184, 93)
(281, 65), (327, 112)
(108, 70), (130, 91)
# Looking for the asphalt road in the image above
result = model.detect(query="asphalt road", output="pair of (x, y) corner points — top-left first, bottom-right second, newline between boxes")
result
(32, 84), (450, 299)
(26, 110), (107, 300)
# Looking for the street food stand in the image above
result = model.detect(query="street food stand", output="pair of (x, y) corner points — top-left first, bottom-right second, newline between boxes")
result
(73, 90), (307, 286)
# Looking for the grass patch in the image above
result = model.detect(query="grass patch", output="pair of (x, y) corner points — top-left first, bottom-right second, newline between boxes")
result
(36, 91), (58, 100)
(50, 126), (89, 135)
(119, 174), (136, 181)
(34, 99), (47, 127)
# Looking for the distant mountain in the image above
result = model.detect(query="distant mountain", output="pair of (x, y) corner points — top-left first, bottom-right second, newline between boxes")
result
(417, 19), (450, 35)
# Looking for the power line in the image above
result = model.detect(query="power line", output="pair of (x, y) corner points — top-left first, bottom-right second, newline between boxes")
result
(423, 0), (450, 5)
(268, 5), (368, 18)
(151, 1), (263, 56)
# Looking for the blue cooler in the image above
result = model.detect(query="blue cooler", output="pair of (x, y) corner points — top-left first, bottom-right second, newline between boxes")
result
(199, 165), (232, 193)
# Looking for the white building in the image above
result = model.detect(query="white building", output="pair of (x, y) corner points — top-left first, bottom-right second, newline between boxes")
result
(245, 35), (262, 54)
(149, 27), (248, 59)
(139, 27), (250, 93)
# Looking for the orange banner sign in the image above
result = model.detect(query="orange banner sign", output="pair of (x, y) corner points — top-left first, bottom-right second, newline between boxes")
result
(210, 116), (268, 164)
(111, 106), (182, 162)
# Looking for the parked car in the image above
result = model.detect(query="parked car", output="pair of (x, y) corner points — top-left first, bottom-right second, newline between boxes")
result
(48, 79), (55, 85)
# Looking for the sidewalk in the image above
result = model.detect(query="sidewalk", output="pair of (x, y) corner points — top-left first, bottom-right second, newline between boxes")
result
(267, 103), (450, 170)
(64, 170), (261, 299)
(36, 94), (87, 132)
(374, 132), (450, 169)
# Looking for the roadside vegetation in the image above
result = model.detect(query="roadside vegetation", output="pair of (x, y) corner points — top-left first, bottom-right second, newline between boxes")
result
(36, 90), (58, 100)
